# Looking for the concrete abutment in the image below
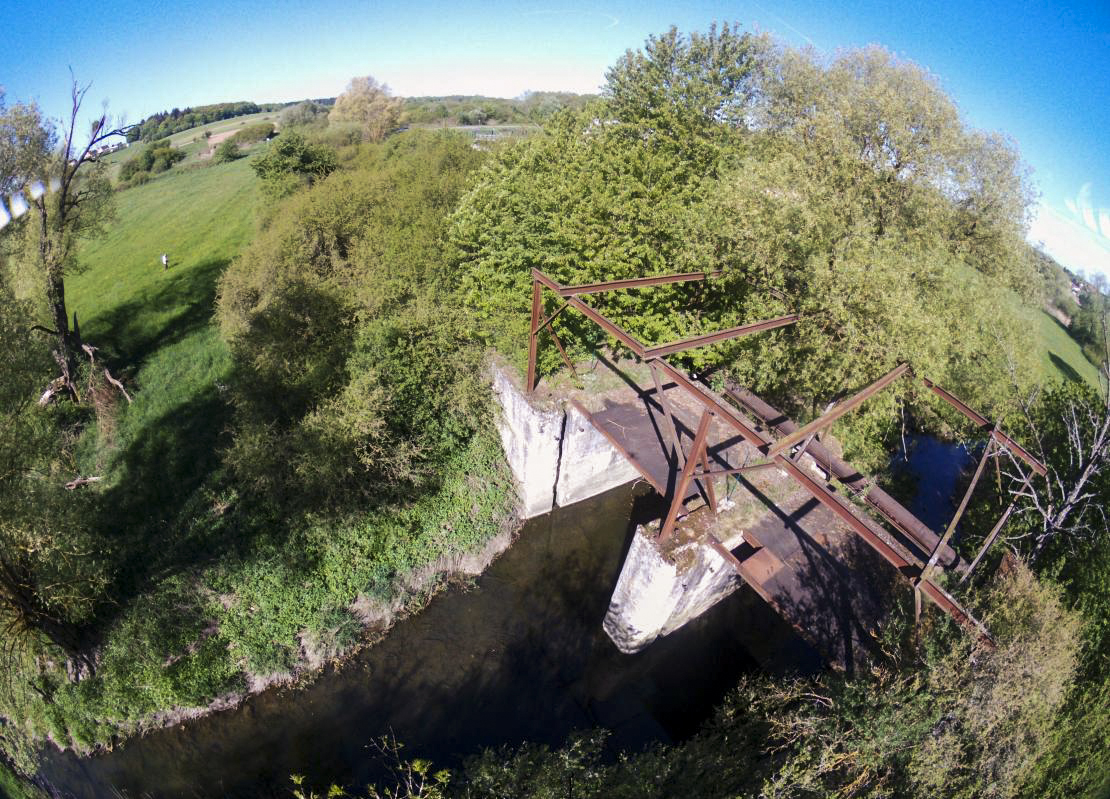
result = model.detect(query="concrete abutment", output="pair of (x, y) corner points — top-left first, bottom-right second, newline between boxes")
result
(491, 365), (744, 653)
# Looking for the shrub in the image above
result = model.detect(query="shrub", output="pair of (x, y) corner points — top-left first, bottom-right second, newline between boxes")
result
(230, 121), (275, 145)
(213, 139), (243, 163)
(250, 131), (338, 198)
(118, 141), (185, 182)
(280, 101), (327, 128)
(220, 131), (486, 509)
(118, 170), (150, 190)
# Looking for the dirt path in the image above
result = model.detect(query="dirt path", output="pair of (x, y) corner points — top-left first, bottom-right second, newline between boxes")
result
(198, 129), (237, 159)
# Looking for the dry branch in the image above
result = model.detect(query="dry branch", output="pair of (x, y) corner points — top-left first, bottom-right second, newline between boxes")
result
(64, 476), (102, 490)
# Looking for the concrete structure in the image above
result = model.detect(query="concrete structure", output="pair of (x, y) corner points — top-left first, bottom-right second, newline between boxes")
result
(491, 363), (759, 656)
(491, 365), (639, 518)
(603, 523), (743, 653)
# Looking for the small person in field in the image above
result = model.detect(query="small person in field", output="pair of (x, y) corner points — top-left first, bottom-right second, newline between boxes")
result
(161, 253), (168, 271)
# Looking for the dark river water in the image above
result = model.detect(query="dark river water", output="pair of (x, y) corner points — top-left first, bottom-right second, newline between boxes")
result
(891, 435), (975, 533)
(37, 483), (815, 798)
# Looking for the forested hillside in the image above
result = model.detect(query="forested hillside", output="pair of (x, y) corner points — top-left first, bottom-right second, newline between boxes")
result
(1, 22), (1108, 799)
(402, 91), (594, 126)
(127, 101), (290, 142)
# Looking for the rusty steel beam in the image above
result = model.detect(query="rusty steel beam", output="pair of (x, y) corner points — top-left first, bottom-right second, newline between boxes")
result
(659, 410), (713, 544)
(535, 302), (569, 333)
(773, 451), (991, 642)
(694, 461), (778, 478)
(707, 534), (749, 570)
(920, 437), (994, 583)
(700, 446), (718, 514)
(707, 535), (783, 611)
(558, 270), (722, 296)
(642, 314), (799, 359)
(649, 362), (686, 470)
(768, 364), (910, 456)
(548, 325), (579, 381)
(727, 386), (959, 568)
(531, 269), (565, 295)
(653, 359), (772, 451)
(565, 296), (646, 356)
(526, 278), (542, 393)
(650, 363), (714, 509)
(960, 502), (1017, 585)
(922, 378), (1047, 477)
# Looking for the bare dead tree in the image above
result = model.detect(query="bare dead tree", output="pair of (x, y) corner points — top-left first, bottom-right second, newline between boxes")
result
(21, 77), (135, 400)
(1000, 297), (1110, 562)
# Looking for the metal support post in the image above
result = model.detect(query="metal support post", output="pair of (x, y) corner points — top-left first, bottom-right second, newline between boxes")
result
(960, 502), (1016, 584)
(649, 361), (686, 469)
(658, 410), (713, 544)
(920, 436), (994, 584)
(526, 279), (541, 393)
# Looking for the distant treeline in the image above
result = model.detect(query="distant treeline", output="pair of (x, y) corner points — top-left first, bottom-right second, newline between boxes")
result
(126, 101), (292, 142)
(402, 91), (596, 125)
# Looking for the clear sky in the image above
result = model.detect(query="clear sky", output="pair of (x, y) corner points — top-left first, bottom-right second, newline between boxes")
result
(3, 0), (1108, 277)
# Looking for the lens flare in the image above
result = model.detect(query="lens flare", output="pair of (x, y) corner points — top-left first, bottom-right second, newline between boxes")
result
(9, 192), (29, 218)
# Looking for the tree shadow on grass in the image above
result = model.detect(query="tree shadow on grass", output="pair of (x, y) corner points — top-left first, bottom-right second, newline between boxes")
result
(85, 384), (237, 632)
(1049, 351), (1084, 384)
(79, 257), (229, 376)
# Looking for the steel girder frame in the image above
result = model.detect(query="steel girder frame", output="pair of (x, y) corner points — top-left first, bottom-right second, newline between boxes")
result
(522, 268), (1042, 642)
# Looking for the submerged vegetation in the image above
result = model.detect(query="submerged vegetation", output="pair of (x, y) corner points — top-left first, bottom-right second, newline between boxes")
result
(0, 21), (1108, 798)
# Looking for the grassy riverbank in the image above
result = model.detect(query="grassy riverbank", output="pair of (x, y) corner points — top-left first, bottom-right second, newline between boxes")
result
(0, 130), (516, 772)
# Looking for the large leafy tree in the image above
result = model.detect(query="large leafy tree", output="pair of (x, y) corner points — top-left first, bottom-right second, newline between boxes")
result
(450, 27), (1038, 438)
(329, 75), (404, 143)
(451, 26), (773, 375)
(0, 278), (105, 667)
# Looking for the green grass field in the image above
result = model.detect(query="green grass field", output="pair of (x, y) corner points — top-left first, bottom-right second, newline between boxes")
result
(1037, 308), (1102, 387)
(69, 155), (259, 581)
(163, 110), (280, 148)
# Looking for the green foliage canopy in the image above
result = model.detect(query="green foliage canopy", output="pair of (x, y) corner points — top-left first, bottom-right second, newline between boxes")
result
(118, 141), (186, 182)
(221, 131), (488, 509)
(250, 131), (338, 198)
(229, 121), (275, 145)
(329, 76), (403, 143)
(213, 139), (243, 163)
(450, 26), (1040, 451)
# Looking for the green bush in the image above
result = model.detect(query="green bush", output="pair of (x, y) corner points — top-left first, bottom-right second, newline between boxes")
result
(118, 141), (186, 182)
(229, 121), (275, 145)
(213, 139), (243, 163)
(118, 170), (151, 189)
(280, 101), (327, 128)
(221, 132), (487, 510)
(250, 131), (338, 197)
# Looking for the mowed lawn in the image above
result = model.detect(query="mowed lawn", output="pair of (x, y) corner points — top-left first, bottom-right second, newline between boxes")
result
(69, 156), (259, 544)
(1037, 308), (1102, 387)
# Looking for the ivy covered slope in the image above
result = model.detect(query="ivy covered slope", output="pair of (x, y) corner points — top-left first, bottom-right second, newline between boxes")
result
(0, 129), (513, 767)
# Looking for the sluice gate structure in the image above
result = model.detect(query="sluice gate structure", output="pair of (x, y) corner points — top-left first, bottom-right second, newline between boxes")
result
(515, 268), (1045, 670)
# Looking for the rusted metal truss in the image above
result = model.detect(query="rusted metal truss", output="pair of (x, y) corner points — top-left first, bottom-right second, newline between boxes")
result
(524, 269), (1045, 644)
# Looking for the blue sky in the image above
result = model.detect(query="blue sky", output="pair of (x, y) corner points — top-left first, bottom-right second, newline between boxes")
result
(3, 0), (1109, 277)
